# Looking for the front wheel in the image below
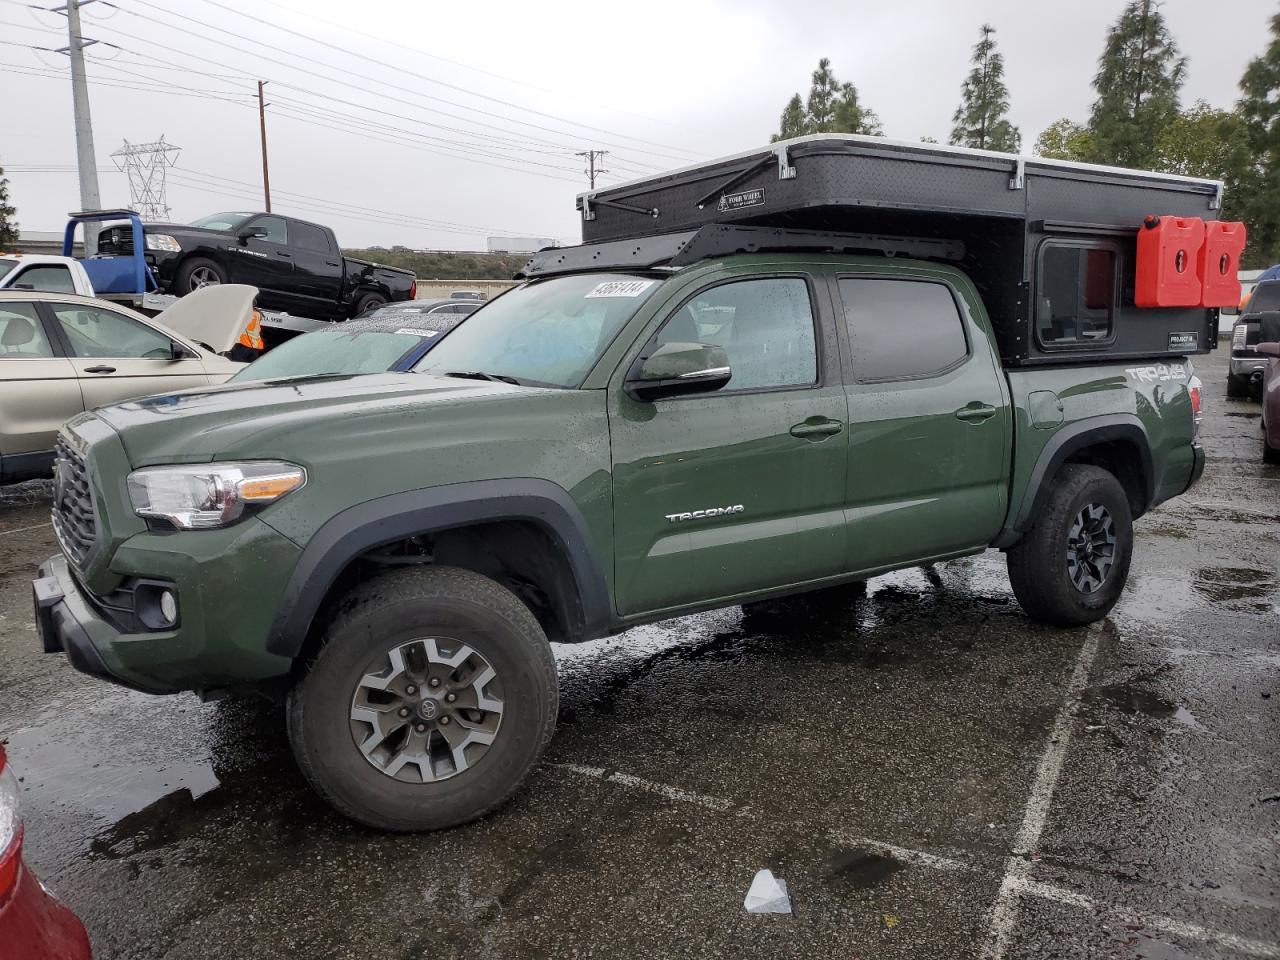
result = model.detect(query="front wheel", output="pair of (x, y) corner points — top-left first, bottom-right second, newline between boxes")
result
(1006, 464), (1134, 626)
(175, 256), (227, 294)
(287, 566), (558, 831)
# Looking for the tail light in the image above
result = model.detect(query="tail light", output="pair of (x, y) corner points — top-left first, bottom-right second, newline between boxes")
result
(409, 279), (418, 300)
(1188, 375), (1204, 438)
(1232, 324), (1247, 350)
(0, 746), (23, 904)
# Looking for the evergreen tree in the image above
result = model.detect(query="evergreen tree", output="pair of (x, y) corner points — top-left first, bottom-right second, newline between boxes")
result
(1235, 11), (1280, 267)
(0, 167), (16, 248)
(950, 24), (1020, 152)
(772, 58), (882, 140)
(771, 94), (808, 143)
(1034, 119), (1094, 161)
(1087, 0), (1186, 169)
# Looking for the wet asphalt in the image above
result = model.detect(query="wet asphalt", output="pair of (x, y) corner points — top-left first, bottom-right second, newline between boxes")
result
(0, 347), (1276, 960)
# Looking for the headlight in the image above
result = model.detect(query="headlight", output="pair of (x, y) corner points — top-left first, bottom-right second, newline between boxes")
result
(145, 234), (181, 252)
(127, 461), (305, 529)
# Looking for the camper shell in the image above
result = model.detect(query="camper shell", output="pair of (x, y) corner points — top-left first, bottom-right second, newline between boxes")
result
(543, 134), (1229, 367)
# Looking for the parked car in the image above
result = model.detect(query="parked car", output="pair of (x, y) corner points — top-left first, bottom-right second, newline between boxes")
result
(0, 743), (93, 959)
(1257, 317), (1280, 464)
(0, 255), (95, 296)
(1240, 263), (1280, 311)
(32, 137), (1212, 833)
(450, 289), (485, 301)
(96, 212), (417, 321)
(0, 286), (254, 482)
(1228, 279), (1280, 398)
(355, 298), (482, 320)
(231, 310), (469, 382)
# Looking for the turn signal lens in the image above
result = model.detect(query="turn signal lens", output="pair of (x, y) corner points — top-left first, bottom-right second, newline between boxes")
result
(1188, 375), (1204, 438)
(238, 473), (305, 502)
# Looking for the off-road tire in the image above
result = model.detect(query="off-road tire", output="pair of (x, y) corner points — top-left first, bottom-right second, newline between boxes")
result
(1226, 373), (1250, 399)
(353, 292), (388, 316)
(287, 565), (558, 831)
(174, 256), (228, 295)
(1006, 464), (1134, 627)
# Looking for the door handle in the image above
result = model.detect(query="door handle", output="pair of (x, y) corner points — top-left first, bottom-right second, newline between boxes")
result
(955, 402), (997, 422)
(790, 417), (844, 440)
(275, 251), (293, 258)
(84, 365), (116, 374)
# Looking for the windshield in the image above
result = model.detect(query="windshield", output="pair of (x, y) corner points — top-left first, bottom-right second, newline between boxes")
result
(190, 212), (255, 231)
(0, 259), (15, 281)
(231, 329), (426, 382)
(417, 273), (661, 388)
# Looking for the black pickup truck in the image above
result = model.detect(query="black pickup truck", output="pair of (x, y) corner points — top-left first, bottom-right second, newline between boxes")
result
(98, 212), (417, 320)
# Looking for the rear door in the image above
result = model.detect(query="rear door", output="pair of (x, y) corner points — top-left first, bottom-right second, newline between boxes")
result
(831, 269), (1011, 570)
(0, 301), (83, 463)
(42, 301), (212, 410)
(288, 221), (343, 312)
(608, 266), (850, 615)
(4, 263), (78, 294)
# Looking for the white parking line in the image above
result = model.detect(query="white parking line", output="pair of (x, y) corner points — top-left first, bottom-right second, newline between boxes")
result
(0, 521), (51, 536)
(980, 629), (1102, 960)
(550, 762), (736, 813)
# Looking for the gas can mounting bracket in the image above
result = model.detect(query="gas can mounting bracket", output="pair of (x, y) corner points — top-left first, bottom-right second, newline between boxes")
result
(774, 143), (797, 181)
(1009, 157), (1025, 191)
(580, 195), (659, 222)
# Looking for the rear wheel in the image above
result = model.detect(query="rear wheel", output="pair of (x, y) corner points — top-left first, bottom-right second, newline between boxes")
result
(353, 291), (388, 316)
(287, 565), (558, 831)
(1006, 464), (1134, 626)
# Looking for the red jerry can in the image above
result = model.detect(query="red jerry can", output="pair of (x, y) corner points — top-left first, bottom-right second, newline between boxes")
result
(1135, 215), (1205, 308)
(1197, 220), (1247, 307)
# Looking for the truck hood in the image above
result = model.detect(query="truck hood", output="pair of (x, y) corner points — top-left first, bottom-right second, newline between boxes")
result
(91, 372), (532, 466)
(153, 284), (257, 355)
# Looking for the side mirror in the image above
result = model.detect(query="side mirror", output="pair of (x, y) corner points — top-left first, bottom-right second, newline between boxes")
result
(1256, 342), (1280, 358)
(625, 341), (731, 402)
(237, 226), (269, 244)
(171, 341), (198, 360)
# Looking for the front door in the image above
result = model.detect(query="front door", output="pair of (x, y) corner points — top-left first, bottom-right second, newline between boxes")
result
(229, 215), (296, 307)
(609, 271), (849, 616)
(43, 302), (212, 410)
(832, 272), (1011, 571)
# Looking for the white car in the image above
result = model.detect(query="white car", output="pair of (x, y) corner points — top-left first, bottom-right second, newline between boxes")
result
(0, 254), (96, 296)
(0, 285), (255, 482)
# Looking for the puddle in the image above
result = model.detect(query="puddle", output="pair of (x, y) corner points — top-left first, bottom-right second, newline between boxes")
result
(824, 848), (904, 889)
(1084, 681), (1179, 719)
(1191, 566), (1277, 604)
(1223, 411), (1260, 419)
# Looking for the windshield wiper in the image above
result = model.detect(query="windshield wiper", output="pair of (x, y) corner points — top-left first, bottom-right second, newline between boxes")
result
(442, 370), (522, 386)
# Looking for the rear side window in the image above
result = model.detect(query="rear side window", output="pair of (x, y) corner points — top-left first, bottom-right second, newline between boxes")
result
(293, 222), (331, 253)
(840, 278), (969, 381)
(0, 303), (54, 358)
(1036, 242), (1117, 345)
(10, 265), (76, 293)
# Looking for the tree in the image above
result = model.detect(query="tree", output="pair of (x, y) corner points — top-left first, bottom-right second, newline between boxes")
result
(771, 58), (882, 140)
(1033, 119), (1094, 162)
(771, 94), (808, 143)
(950, 24), (1020, 152)
(1152, 101), (1250, 180)
(0, 167), (16, 248)
(1087, 0), (1186, 169)
(1235, 12), (1280, 267)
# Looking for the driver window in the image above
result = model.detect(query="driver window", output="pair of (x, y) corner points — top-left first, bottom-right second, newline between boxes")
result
(653, 277), (817, 391)
(49, 304), (175, 359)
(250, 216), (288, 244)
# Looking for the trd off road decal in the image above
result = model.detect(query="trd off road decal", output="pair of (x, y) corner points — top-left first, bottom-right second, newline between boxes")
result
(585, 279), (655, 298)
(1125, 362), (1189, 383)
(717, 189), (765, 212)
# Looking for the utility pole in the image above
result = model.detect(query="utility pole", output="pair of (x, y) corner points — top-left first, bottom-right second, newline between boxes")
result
(111, 137), (181, 220)
(257, 80), (271, 212)
(576, 149), (609, 190)
(60, 0), (102, 253)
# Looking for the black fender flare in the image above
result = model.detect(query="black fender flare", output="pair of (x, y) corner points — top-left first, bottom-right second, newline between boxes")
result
(266, 479), (613, 658)
(994, 414), (1154, 549)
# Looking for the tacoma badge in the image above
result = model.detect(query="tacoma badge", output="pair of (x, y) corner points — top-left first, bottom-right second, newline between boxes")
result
(664, 505), (745, 523)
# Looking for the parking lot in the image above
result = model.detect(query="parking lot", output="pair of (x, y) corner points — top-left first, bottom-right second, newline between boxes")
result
(0, 345), (1275, 960)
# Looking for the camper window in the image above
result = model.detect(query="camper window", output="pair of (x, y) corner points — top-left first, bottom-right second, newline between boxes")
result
(1035, 241), (1117, 347)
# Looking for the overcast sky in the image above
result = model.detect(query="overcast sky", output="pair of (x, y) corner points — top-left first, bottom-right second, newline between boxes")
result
(2, 0), (1275, 250)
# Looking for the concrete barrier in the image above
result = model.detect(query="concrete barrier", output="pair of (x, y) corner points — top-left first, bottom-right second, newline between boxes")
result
(414, 279), (517, 301)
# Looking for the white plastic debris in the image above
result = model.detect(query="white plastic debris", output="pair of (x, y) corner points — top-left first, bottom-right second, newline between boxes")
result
(743, 869), (792, 914)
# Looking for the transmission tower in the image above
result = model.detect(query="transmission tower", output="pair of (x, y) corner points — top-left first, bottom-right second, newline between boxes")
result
(111, 137), (181, 220)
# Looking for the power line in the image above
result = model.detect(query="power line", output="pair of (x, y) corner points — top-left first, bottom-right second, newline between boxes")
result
(111, 135), (179, 219)
(576, 149), (609, 190)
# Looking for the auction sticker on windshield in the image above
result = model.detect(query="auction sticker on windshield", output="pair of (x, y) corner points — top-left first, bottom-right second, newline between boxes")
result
(585, 279), (655, 298)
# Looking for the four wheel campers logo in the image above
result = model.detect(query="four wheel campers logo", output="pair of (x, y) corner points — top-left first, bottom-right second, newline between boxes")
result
(717, 189), (765, 213)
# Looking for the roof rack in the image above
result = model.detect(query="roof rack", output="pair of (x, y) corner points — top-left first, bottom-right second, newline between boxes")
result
(517, 224), (963, 279)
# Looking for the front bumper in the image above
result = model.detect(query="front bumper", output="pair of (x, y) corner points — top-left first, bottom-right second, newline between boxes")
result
(35, 517), (302, 694)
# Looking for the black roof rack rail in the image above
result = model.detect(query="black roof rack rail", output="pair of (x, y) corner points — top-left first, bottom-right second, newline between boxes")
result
(517, 224), (963, 279)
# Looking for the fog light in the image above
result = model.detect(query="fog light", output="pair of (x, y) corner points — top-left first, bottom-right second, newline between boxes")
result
(159, 590), (178, 625)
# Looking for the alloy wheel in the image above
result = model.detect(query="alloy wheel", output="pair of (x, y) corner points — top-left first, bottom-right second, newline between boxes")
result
(189, 266), (221, 288)
(1066, 502), (1116, 594)
(349, 637), (504, 783)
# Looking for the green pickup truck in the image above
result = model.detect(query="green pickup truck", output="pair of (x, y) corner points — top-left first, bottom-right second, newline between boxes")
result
(34, 137), (1220, 830)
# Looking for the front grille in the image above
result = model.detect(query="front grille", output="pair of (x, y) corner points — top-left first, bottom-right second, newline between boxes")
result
(51, 436), (98, 567)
